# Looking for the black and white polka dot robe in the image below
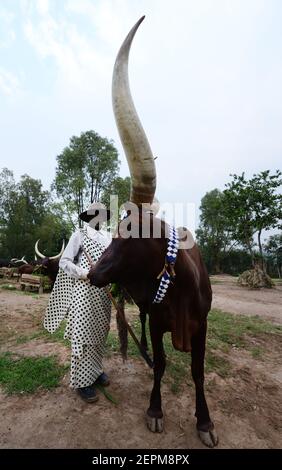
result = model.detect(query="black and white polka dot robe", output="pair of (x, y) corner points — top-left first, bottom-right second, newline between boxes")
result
(44, 228), (111, 388)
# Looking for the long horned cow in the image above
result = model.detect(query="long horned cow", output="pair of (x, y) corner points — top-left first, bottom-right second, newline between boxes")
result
(88, 17), (218, 448)
(35, 240), (65, 284)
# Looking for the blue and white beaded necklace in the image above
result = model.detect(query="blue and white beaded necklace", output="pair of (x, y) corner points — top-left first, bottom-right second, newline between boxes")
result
(153, 225), (179, 303)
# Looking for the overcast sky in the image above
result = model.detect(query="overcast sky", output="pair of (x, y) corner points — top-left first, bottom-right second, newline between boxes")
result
(0, 0), (281, 231)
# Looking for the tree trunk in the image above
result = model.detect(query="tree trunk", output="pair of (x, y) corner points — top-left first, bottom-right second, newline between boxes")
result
(246, 239), (255, 267)
(257, 229), (265, 272)
(78, 190), (83, 228)
(90, 177), (94, 203)
(214, 255), (221, 274)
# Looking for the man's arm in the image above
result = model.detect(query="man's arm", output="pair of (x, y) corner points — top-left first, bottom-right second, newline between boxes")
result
(59, 231), (89, 280)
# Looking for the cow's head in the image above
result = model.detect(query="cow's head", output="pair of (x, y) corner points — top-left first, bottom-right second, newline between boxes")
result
(35, 239), (65, 268)
(89, 209), (167, 285)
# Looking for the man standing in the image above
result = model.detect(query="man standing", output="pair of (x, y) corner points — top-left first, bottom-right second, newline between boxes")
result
(44, 202), (112, 402)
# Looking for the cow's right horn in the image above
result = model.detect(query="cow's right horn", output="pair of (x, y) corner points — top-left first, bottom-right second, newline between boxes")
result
(35, 240), (45, 259)
(112, 16), (156, 205)
(49, 241), (65, 260)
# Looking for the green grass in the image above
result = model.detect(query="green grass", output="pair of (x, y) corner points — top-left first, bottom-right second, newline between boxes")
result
(0, 284), (42, 297)
(15, 321), (70, 347)
(0, 284), (17, 291)
(15, 332), (44, 344)
(207, 309), (281, 351)
(250, 347), (263, 359)
(106, 308), (282, 394)
(0, 352), (68, 394)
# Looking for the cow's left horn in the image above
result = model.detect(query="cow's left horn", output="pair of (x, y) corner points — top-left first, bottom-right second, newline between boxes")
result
(112, 16), (156, 205)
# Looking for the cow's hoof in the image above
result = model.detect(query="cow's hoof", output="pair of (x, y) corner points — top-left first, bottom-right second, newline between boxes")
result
(198, 428), (219, 448)
(146, 413), (164, 433)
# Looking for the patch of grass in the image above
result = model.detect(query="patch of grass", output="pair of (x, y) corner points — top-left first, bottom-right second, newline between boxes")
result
(15, 321), (70, 347)
(22, 292), (41, 299)
(250, 347), (263, 359)
(162, 332), (192, 392)
(0, 352), (68, 394)
(15, 332), (44, 344)
(0, 284), (17, 291)
(45, 321), (70, 346)
(207, 309), (281, 351)
(0, 287), (43, 297)
(205, 351), (230, 377)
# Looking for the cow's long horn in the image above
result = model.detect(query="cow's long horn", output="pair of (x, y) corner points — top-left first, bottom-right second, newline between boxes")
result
(49, 240), (65, 260)
(112, 16), (156, 205)
(35, 239), (65, 260)
(35, 240), (45, 259)
(11, 258), (28, 265)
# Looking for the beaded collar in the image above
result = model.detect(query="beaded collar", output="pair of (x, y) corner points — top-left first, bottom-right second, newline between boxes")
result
(153, 226), (179, 303)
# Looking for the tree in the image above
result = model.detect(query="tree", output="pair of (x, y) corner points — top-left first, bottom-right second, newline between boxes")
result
(36, 208), (72, 257)
(0, 168), (16, 226)
(1, 174), (49, 258)
(248, 170), (282, 269)
(264, 233), (282, 278)
(0, 171), (71, 260)
(223, 173), (256, 263)
(224, 170), (282, 270)
(101, 176), (131, 208)
(196, 189), (233, 273)
(53, 130), (120, 227)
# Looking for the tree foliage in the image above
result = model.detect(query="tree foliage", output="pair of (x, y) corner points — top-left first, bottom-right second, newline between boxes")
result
(196, 189), (233, 273)
(0, 169), (71, 260)
(264, 233), (282, 278)
(197, 171), (282, 274)
(53, 130), (120, 227)
(101, 176), (131, 208)
(223, 170), (282, 268)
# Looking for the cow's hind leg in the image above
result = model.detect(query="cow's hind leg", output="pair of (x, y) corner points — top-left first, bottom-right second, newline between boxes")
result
(146, 317), (165, 433)
(191, 320), (218, 448)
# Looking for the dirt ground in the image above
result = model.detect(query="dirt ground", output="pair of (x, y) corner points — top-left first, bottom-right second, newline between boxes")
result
(0, 276), (281, 449)
(211, 275), (282, 325)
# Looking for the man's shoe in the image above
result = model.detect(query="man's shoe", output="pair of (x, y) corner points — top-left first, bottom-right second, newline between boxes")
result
(77, 385), (99, 403)
(95, 372), (110, 387)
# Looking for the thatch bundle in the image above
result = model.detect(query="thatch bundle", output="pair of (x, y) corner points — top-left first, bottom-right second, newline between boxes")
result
(238, 266), (274, 288)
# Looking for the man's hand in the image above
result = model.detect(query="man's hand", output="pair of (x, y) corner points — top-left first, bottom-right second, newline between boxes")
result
(80, 269), (90, 281)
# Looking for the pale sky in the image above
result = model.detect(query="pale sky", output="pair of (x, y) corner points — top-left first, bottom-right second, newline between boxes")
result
(0, 0), (281, 232)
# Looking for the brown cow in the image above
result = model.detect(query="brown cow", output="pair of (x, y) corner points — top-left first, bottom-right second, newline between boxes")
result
(87, 17), (218, 447)
(34, 240), (65, 285)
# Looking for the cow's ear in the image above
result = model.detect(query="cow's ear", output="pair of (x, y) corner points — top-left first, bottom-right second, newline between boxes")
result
(177, 227), (195, 250)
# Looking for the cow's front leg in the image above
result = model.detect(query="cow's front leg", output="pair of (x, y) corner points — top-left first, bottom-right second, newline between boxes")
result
(191, 320), (218, 448)
(146, 317), (165, 433)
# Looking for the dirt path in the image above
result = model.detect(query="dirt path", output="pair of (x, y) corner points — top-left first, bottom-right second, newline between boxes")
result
(211, 276), (282, 325)
(0, 281), (281, 449)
